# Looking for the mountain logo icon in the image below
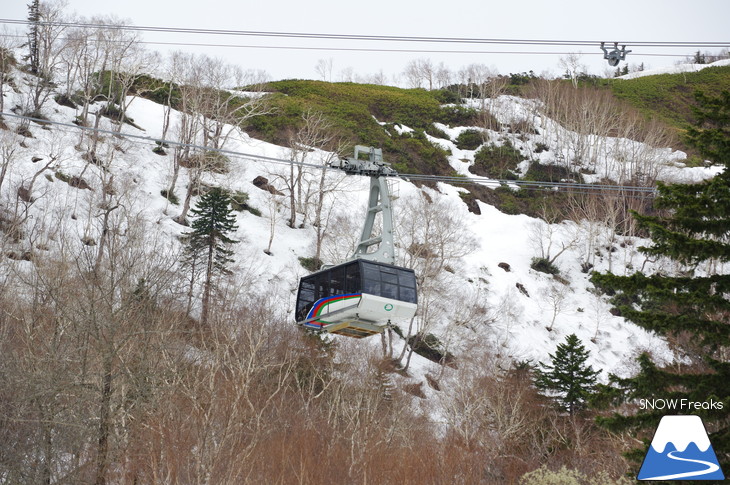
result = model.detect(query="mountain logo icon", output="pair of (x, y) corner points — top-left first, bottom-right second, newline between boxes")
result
(638, 415), (725, 481)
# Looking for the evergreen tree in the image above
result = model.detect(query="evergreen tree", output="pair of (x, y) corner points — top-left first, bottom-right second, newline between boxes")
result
(23, 0), (40, 75)
(591, 90), (730, 472)
(535, 333), (600, 415)
(184, 187), (238, 325)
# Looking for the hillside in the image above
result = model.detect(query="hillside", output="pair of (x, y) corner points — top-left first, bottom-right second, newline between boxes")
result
(3, 57), (723, 383)
(0, 54), (726, 482)
(220, 74), (726, 217)
(242, 80), (471, 176)
(232, 66), (730, 177)
(609, 62), (730, 153)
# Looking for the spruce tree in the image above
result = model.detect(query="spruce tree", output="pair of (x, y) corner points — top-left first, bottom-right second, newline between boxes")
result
(24, 0), (40, 75)
(535, 333), (600, 415)
(184, 187), (238, 325)
(591, 90), (730, 471)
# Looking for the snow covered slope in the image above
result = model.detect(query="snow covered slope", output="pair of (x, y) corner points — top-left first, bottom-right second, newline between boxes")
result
(0, 68), (722, 386)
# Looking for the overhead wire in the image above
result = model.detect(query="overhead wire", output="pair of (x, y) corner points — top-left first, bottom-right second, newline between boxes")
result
(0, 19), (724, 62)
(0, 111), (659, 198)
(0, 18), (728, 50)
(0, 31), (700, 57)
(0, 18), (716, 199)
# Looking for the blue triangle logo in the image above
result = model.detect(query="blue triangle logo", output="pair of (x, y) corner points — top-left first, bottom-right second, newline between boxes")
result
(638, 415), (725, 481)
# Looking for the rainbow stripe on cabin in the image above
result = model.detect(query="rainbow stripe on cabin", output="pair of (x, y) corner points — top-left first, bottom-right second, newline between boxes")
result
(303, 293), (362, 328)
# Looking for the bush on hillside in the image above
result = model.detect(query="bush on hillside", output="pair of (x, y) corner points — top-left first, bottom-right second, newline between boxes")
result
(531, 257), (560, 275)
(390, 130), (451, 175)
(228, 190), (261, 216)
(454, 129), (484, 150)
(472, 140), (523, 179)
(524, 162), (582, 183)
(54, 93), (81, 109)
(438, 105), (479, 126)
(160, 189), (179, 205)
(299, 256), (323, 272)
(424, 124), (450, 140)
(432, 88), (461, 104)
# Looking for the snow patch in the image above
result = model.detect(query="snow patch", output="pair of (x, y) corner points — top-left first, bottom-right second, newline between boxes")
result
(619, 59), (730, 80)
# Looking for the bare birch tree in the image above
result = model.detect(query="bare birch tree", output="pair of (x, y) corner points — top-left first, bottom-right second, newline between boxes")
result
(314, 57), (333, 82)
(396, 191), (478, 370)
(403, 58), (435, 89)
(173, 55), (271, 224)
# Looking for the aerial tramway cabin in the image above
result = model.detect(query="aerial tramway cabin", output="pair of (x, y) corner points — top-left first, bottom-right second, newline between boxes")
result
(295, 259), (418, 338)
(295, 146), (418, 338)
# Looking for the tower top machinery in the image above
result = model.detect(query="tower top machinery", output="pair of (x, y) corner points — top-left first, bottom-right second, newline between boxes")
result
(601, 42), (632, 67)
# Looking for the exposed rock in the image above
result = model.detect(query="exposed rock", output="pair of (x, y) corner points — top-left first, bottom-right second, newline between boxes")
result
(253, 176), (284, 195)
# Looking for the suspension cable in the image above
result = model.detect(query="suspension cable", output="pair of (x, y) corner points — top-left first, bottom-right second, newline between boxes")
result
(1, 18), (728, 50)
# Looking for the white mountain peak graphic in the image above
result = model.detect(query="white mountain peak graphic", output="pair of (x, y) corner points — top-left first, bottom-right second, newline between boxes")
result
(651, 415), (712, 453)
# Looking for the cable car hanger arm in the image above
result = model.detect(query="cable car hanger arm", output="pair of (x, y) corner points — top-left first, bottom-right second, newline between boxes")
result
(329, 146), (397, 265)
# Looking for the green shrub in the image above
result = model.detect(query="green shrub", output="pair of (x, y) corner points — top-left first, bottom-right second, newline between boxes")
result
(472, 141), (523, 178)
(390, 130), (452, 175)
(53, 172), (89, 190)
(459, 192), (481, 214)
(228, 191), (248, 210)
(160, 189), (179, 205)
(424, 123), (450, 140)
(524, 162), (582, 183)
(390, 324), (404, 339)
(438, 104), (478, 126)
(607, 64), (730, 144)
(497, 196), (520, 215)
(531, 257), (560, 275)
(130, 74), (182, 107)
(54, 93), (81, 109)
(299, 256), (323, 272)
(99, 103), (138, 128)
(505, 71), (538, 95)
(683, 154), (707, 167)
(225, 190), (261, 216)
(454, 129), (484, 150)
(432, 88), (461, 104)
(244, 206), (262, 217)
